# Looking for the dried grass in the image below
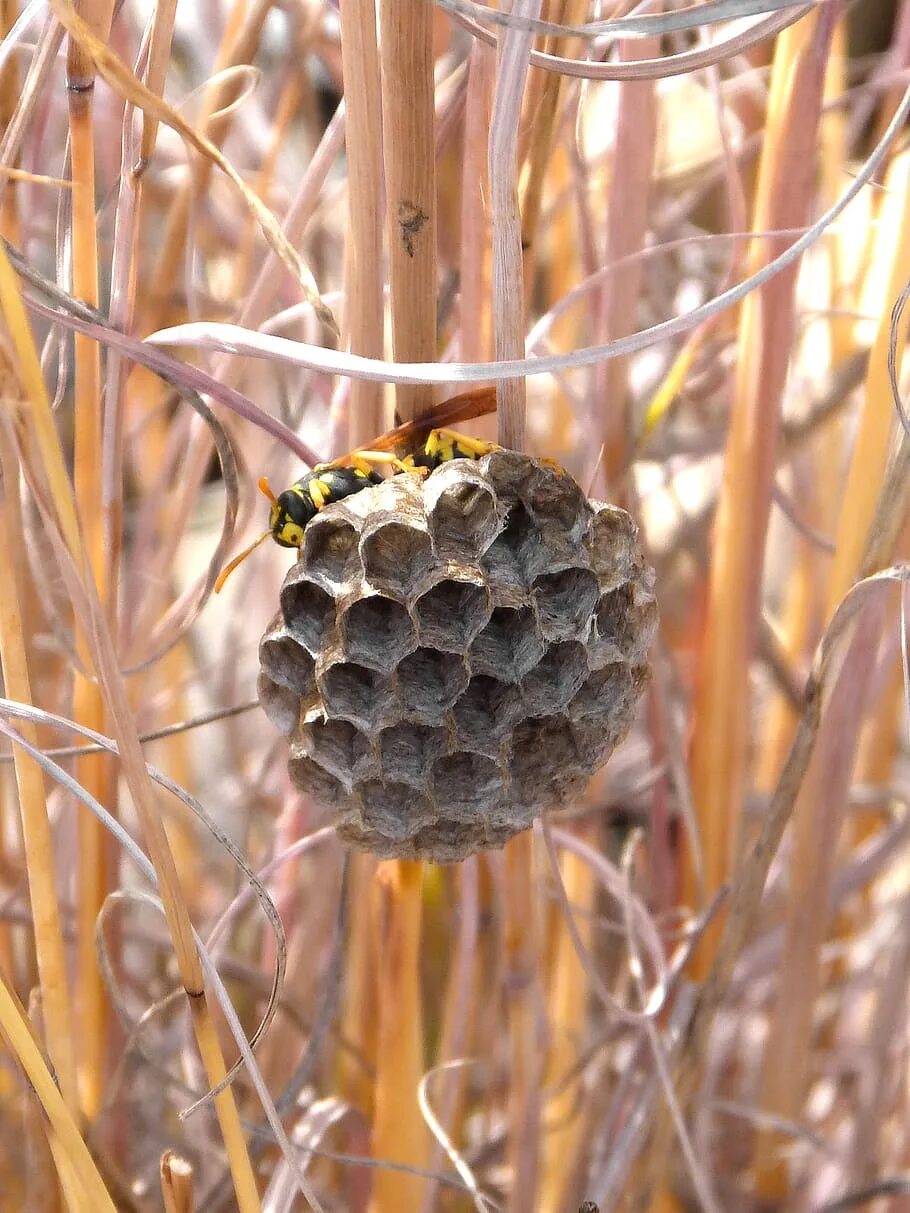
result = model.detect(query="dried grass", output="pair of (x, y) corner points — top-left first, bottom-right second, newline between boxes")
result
(2, 2), (910, 1211)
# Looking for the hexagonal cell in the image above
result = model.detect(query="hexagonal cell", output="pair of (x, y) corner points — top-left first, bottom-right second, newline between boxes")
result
(279, 569), (335, 652)
(257, 671), (300, 736)
(298, 717), (373, 785)
(397, 647), (470, 724)
(300, 513), (360, 590)
(360, 521), (434, 597)
(425, 464), (501, 561)
(287, 754), (352, 812)
(432, 751), (503, 822)
(509, 715), (583, 810)
(520, 641), (589, 717)
(592, 585), (659, 664)
(319, 661), (395, 730)
(414, 578), (491, 651)
(568, 662), (635, 723)
(484, 449), (540, 501)
(259, 629), (317, 697)
(357, 779), (434, 842)
(480, 504), (536, 590)
(525, 464), (589, 536)
(341, 593), (415, 671)
(451, 675), (520, 754)
(590, 504), (639, 589)
(469, 606), (545, 682)
(379, 722), (447, 786)
(532, 567), (599, 642)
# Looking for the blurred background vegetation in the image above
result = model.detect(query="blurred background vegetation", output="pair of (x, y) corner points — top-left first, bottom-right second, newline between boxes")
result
(2, 0), (910, 1210)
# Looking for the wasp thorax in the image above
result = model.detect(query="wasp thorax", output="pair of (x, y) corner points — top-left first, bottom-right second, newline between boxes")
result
(258, 451), (657, 862)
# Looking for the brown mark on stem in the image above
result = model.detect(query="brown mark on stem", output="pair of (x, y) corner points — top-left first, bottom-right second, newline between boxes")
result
(398, 199), (428, 257)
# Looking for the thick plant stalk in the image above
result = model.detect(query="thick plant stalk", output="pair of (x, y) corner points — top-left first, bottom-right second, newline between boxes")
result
(368, 860), (428, 1213)
(379, 0), (436, 424)
(339, 0), (385, 445)
(539, 832), (596, 1211)
(366, 5), (437, 1208)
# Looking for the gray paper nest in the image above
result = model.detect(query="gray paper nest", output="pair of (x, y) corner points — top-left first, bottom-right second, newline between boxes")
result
(258, 450), (657, 862)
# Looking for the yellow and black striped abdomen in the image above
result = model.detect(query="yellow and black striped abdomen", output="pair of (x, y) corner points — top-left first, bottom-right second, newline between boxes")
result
(270, 466), (382, 548)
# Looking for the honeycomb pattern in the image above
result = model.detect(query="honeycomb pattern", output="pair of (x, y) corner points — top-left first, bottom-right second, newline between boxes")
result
(259, 451), (657, 862)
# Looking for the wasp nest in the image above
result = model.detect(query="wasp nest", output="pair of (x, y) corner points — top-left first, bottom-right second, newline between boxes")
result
(258, 451), (657, 862)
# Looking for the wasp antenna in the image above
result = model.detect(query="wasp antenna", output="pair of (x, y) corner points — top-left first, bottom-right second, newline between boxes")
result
(214, 530), (272, 593)
(258, 475), (279, 506)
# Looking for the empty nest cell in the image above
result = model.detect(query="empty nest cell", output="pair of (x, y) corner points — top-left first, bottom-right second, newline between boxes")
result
(414, 577), (490, 650)
(359, 519), (434, 596)
(341, 593), (415, 670)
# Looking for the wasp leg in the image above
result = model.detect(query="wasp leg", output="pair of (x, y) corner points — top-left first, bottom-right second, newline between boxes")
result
(423, 428), (501, 465)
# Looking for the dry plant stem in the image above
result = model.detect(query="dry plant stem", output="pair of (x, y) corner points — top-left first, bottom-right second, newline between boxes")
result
(142, 0), (271, 336)
(684, 9), (834, 972)
(0, 971), (113, 1211)
(753, 599), (884, 1193)
(594, 38), (658, 495)
(368, 860), (428, 1213)
(0, 0), (20, 243)
(4, 314), (263, 1208)
(67, 18), (114, 1115)
(503, 831), (543, 1213)
(755, 138), (910, 1199)
(140, 0), (179, 164)
(421, 857), (480, 1213)
(539, 826), (596, 1211)
(339, 0), (384, 445)
(0, 441), (78, 1117)
(338, 852), (378, 1117)
(460, 42), (494, 366)
(489, 0), (540, 449)
(519, 0), (585, 310)
(379, 0), (437, 424)
(24, 991), (59, 1213)
(160, 1151), (195, 1213)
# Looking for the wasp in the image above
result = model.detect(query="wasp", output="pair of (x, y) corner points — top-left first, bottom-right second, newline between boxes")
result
(215, 387), (499, 591)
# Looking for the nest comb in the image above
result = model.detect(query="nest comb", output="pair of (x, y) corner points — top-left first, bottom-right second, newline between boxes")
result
(258, 450), (657, 862)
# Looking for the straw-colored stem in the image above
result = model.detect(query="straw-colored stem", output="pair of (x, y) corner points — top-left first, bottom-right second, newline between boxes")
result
(160, 1152), (195, 1213)
(0, 439), (79, 1118)
(340, 0), (385, 444)
(684, 10), (833, 975)
(379, 0), (436, 424)
(753, 600), (883, 1194)
(503, 832), (542, 1213)
(519, 0), (586, 313)
(753, 139), (910, 1201)
(368, 859), (428, 1213)
(338, 852), (378, 1116)
(539, 829), (596, 1211)
(0, 964), (110, 1209)
(489, 4), (539, 449)
(68, 70), (111, 1119)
